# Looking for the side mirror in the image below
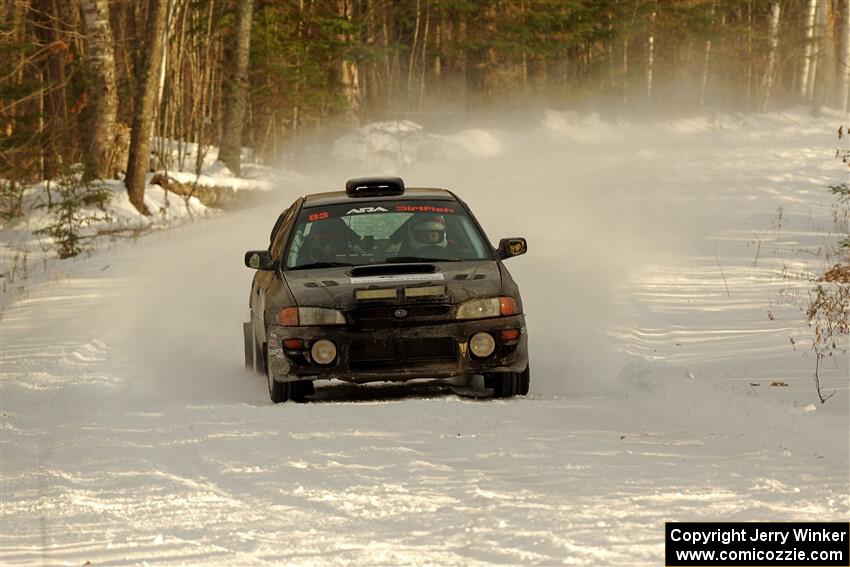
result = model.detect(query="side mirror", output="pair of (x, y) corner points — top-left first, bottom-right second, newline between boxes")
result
(244, 250), (276, 270)
(498, 238), (527, 260)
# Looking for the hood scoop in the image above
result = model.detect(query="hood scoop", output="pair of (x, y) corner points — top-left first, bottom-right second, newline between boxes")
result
(350, 263), (438, 278)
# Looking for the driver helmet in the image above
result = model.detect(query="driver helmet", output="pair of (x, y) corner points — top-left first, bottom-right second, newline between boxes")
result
(410, 215), (447, 248)
(308, 217), (349, 260)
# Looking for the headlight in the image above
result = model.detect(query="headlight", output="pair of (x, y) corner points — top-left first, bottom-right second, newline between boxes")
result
(456, 296), (518, 320)
(278, 306), (346, 326)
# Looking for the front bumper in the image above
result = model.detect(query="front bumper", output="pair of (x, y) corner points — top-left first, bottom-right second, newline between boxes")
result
(266, 315), (528, 383)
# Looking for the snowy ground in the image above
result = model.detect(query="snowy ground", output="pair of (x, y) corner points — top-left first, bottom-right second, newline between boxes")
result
(1, 109), (848, 565)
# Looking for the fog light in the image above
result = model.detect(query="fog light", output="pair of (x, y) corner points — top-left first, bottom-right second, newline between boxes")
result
(469, 332), (496, 358)
(310, 339), (337, 365)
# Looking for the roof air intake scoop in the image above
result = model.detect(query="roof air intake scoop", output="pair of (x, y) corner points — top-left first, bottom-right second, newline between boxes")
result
(345, 177), (405, 197)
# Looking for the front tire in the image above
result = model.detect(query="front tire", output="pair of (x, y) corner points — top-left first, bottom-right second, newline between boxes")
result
(265, 343), (313, 403)
(268, 378), (314, 404)
(484, 365), (530, 398)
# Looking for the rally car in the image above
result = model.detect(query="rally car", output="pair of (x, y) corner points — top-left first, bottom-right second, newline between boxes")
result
(243, 177), (529, 403)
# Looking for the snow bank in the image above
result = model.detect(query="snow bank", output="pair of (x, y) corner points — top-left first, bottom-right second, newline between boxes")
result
(332, 120), (429, 171)
(332, 121), (508, 170)
(151, 136), (255, 172)
(157, 161), (288, 195)
(0, 142), (307, 299)
(2, 178), (210, 249)
(541, 110), (623, 144)
(437, 129), (505, 158)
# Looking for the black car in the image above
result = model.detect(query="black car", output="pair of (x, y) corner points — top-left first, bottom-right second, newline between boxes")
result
(243, 177), (529, 403)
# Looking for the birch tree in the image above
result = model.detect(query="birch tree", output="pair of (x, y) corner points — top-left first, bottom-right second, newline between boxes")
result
(800, 0), (818, 99)
(810, 0), (831, 114)
(80, 0), (119, 180)
(760, 2), (781, 112)
(699, 1), (716, 110)
(646, 10), (656, 101)
(218, 0), (254, 174)
(838, 0), (850, 111)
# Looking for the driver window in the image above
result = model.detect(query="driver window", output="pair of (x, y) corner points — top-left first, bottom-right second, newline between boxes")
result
(268, 213), (286, 250)
(270, 206), (297, 259)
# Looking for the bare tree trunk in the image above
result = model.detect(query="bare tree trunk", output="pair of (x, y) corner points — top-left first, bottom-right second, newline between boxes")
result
(800, 0), (818, 99)
(811, 0), (833, 114)
(218, 0), (254, 175)
(646, 10), (656, 101)
(125, 0), (169, 215)
(745, 2), (753, 109)
(520, 0), (528, 90)
(337, 0), (360, 123)
(30, 0), (70, 180)
(418, 0), (430, 110)
(807, 0), (826, 101)
(434, 2), (442, 82)
(292, 0), (306, 130)
(153, 0), (175, 170)
(457, 9), (468, 108)
(381, 0), (392, 91)
(623, 37), (629, 105)
(699, 1), (716, 110)
(840, 0), (850, 112)
(192, 0), (216, 176)
(760, 2), (781, 112)
(622, 0), (638, 107)
(80, 0), (119, 179)
(408, 0), (422, 110)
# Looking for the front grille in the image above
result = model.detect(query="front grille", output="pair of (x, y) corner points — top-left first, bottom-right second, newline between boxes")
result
(349, 338), (457, 369)
(351, 304), (451, 322)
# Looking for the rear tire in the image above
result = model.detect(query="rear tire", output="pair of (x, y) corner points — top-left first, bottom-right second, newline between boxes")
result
(243, 322), (253, 370)
(485, 365), (530, 398)
(254, 335), (266, 375)
(519, 365), (530, 395)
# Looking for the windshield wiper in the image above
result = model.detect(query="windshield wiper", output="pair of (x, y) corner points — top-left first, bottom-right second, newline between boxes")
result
(386, 256), (460, 263)
(289, 262), (353, 270)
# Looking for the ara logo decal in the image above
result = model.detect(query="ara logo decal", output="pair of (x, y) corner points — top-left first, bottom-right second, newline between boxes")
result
(346, 206), (388, 214)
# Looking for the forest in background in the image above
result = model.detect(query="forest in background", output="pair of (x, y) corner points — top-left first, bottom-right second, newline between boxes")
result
(1, 0), (850, 217)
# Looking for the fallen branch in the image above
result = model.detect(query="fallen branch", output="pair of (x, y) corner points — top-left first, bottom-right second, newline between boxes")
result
(150, 173), (265, 209)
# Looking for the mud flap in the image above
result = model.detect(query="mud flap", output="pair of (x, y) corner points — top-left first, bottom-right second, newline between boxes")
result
(449, 375), (495, 398)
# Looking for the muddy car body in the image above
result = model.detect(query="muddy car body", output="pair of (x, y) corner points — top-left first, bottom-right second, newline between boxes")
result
(243, 177), (529, 402)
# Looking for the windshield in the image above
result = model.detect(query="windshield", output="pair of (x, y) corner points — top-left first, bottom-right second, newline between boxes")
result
(285, 200), (492, 269)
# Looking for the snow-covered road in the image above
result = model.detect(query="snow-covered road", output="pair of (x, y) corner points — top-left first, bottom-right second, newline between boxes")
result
(2, 110), (848, 565)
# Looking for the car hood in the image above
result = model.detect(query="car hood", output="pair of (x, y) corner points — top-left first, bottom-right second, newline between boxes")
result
(283, 261), (502, 310)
